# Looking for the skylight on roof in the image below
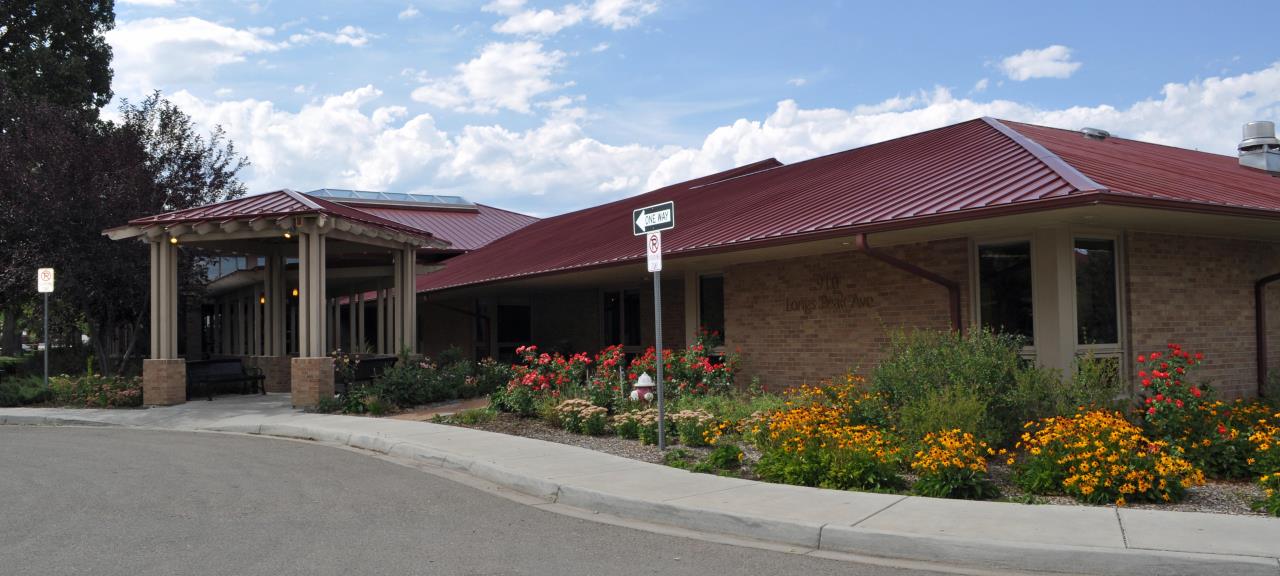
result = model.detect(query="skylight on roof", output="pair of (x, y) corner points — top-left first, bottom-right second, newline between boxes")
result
(307, 188), (475, 208)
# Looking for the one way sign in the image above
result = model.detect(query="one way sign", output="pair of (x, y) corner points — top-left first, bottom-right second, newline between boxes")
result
(632, 201), (675, 235)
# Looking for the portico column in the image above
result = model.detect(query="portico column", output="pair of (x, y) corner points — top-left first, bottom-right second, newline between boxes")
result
(251, 283), (262, 356)
(393, 245), (418, 356)
(356, 292), (365, 352)
(292, 229), (333, 408)
(348, 293), (358, 352)
(143, 239), (185, 406)
(376, 288), (386, 354)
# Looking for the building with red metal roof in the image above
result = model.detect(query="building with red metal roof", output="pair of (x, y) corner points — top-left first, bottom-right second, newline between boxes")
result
(108, 116), (1280, 405)
(418, 117), (1280, 398)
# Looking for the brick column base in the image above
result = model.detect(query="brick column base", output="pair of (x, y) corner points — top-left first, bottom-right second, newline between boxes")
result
(143, 358), (187, 406)
(248, 356), (292, 393)
(291, 357), (334, 408)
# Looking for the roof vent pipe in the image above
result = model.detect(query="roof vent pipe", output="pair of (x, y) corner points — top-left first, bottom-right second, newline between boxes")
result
(1239, 121), (1280, 175)
(1081, 127), (1110, 140)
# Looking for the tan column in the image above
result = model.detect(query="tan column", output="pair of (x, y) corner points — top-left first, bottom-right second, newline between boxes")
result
(297, 233), (311, 357)
(376, 288), (386, 354)
(402, 246), (417, 355)
(391, 252), (403, 353)
(347, 294), (356, 351)
(251, 284), (262, 356)
(266, 254), (285, 357)
(356, 292), (366, 352)
(149, 242), (160, 358)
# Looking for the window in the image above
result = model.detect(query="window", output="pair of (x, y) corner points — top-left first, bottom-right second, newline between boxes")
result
(1074, 238), (1119, 345)
(978, 241), (1034, 343)
(698, 275), (725, 341)
(495, 304), (531, 362)
(603, 289), (642, 347)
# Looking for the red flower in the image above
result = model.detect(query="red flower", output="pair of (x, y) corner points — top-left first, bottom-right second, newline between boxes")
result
(1155, 393), (1165, 401)
(1141, 378), (1151, 387)
(1191, 387), (1201, 398)
(1148, 407), (1157, 415)
(1175, 399), (1184, 408)
(1137, 354), (1146, 363)
(1217, 424), (1227, 435)
(1195, 352), (1203, 360)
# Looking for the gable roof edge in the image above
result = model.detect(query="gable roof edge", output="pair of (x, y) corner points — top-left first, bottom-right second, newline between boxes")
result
(982, 117), (1108, 193)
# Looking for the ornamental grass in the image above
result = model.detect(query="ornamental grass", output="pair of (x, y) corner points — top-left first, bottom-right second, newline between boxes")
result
(911, 429), (1002, 499)
(1011, 410), (1205, 506)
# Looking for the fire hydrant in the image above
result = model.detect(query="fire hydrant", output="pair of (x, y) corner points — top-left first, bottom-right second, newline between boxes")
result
(630, 372), (656, 402)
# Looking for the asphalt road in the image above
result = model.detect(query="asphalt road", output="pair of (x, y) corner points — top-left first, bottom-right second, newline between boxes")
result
(0, 427), (952, 576)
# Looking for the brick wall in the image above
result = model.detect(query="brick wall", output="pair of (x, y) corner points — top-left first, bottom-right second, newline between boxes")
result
(533, 289), (602, 354)
(290, 356), (334, 408)
(1126, 231), (1280, 399)
(724, 239), (970, 390)
(142, 358), (187, 406)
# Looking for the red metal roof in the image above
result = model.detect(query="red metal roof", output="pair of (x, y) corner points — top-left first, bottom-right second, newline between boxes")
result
(1002, 120), (1280, 212)
(121, 189), (439, 242)
(419, 117), (1280, 293)
(354, 204), (537, 252)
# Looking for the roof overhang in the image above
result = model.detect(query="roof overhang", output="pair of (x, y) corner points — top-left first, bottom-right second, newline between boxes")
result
(104, 211), (449, 250)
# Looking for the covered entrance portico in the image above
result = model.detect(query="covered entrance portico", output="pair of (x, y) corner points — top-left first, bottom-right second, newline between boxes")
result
(106, 190), (446, 407)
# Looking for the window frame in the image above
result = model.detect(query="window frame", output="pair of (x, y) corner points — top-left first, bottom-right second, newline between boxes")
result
(696, 273), (725, 346)
(1070, 232), (1126, 355)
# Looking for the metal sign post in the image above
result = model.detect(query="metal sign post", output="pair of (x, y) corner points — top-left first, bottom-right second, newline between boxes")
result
(37, 268), (54, 391)
(633, 202), (674, 450)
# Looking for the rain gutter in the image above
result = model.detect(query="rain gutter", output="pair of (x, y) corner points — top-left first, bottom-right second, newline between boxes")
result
(854, 233), (963, 335)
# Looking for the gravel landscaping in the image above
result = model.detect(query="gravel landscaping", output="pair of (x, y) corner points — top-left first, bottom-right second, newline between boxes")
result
(442, 412), (1268, 516)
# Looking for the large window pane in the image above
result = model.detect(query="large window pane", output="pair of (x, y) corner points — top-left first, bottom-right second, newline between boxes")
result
(623, 290), (641, 346)
(978, 241), (1034, 343)
(698, 275), (725, 342)
(1074, 238), (1118, 345)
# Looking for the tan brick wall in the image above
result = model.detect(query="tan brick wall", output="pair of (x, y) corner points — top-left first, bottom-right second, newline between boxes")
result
(245, 356), (291, 393)
(1125, 232), (1280, 399)
(724, 239), (970, 390)
(290, 356), (334, 408)
(143, 358), (187, 406)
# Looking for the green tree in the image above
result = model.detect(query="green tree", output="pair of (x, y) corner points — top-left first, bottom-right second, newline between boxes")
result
(0, 0), (115, 113)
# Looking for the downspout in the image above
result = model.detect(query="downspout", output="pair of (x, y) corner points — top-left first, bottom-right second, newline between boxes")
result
(855, 233), (963, 335)
(1255, 272), (1280, 397)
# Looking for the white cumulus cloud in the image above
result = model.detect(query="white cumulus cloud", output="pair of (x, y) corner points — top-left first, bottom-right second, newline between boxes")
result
(410, 41), (567, 114)
(398, 5), (421, 20)
(487, 0), (657, 36)
(166, 63), (1280, 217)
(288, 25), (376, 47)
(999, 45), (1082, 81)
(106, 17), (282, 98)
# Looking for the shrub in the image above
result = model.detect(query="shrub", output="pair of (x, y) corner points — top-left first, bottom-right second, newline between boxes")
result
(897, 386), (993, 445)
(452, 407), (496, 426)
(0, 375), (50, 407)
(626, 339), (739, 398)
(49, 374), (142, 408)
(1011, 410), (1205, 506)
(612, 410), (642, 440)
(911, 429), (1001, 499)
(1254, 473), (1280, 516)
(472, 358), (513, 398)
(693, 443), (745, 474)
(555, 399), (608, 434)
(492, 383), (538, 417)
(1136, 343), (1209, 440)
(670, 409), (717, 447)
(754, 403), (904, 491)
(1249, 412), (1280, 475)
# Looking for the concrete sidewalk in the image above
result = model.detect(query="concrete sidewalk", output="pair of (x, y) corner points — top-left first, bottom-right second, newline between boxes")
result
(2, 396), (1277, 575)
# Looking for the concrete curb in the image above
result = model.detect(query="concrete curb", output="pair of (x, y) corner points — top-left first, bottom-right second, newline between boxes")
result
(5, 411), (1279, 575)
(0, 414), (113, 427)
(232, 422), (1280, 576)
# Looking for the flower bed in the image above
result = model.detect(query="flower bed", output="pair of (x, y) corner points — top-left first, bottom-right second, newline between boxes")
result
(436, 334), (1280, 516)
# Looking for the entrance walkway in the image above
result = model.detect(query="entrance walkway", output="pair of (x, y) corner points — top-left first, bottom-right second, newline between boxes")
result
(2, 398), (1278, 575)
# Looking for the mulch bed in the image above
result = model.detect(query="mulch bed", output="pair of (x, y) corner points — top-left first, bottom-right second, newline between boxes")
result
(443, 412), (1267, 516)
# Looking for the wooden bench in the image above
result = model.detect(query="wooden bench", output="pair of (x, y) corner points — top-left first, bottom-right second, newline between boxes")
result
(186, 358), (265, 401)
(336, 355), (399, 395)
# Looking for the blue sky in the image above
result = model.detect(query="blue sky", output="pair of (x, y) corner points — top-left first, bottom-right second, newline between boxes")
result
(107, 0), (1280, 216)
